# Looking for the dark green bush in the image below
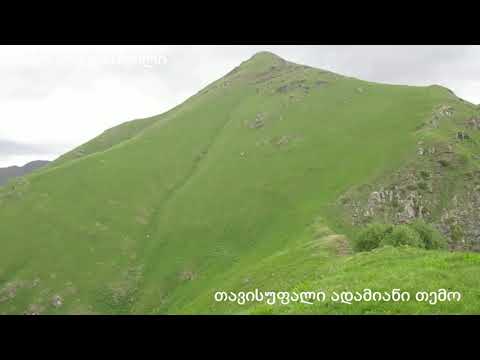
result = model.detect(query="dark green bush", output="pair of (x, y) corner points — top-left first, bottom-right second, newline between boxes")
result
(381, 225), (424, 248)
(438, 159), (449, 167)
(354, 223), (393, 252)
(417, 182), (429, 191)
(408, 220), (447, 250)
(355, 221), (448, 252)
(420, 170), (430, 180)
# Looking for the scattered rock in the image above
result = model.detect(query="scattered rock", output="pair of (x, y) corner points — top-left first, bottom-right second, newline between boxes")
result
(249, 119), (264, 129)
(275, 136), (290, 146)
(467, 117), (480, 130)
(247, 113), (266, 129)
(30, 278), (41, 288)
(417, 146), (436, 156)
(457, 131), (470, 141)
(439, 189), (480, 250)
(276, 79), (310, 94)
(179, 271), (196, 281)
(437, 105), (454, 117)
(0, 281), (23, 303)
(25, 303), (44, 315)
(51, 295), (63, 308)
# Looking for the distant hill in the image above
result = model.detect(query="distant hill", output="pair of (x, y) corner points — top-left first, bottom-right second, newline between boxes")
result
(0, 160), (50, 186)
(1, 51), (480, 315)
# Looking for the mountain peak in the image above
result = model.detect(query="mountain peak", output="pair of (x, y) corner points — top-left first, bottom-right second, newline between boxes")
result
(249, 51), (283, 61)
(235, 51), (287, 73)
(246, 51), (286, 66)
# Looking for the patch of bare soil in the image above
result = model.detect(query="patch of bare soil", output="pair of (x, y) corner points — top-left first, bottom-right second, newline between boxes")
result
(325, 235), (352, 256)
(179, 270), (197, 281)
(0, 280), (26, 303)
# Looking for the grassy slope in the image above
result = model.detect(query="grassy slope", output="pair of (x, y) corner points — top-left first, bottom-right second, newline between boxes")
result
(182, 236), (480, 314)
(1, 52), (479, 314)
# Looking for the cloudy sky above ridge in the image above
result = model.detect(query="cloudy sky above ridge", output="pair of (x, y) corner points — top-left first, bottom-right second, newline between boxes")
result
(1, 45), (479, 167)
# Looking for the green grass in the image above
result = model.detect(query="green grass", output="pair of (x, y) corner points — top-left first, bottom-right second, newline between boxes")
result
(0, 51), (479, 314)
(247, 246), (480, 315)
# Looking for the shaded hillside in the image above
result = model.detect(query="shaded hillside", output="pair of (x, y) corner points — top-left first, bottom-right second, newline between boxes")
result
(0, 160), (50, 186)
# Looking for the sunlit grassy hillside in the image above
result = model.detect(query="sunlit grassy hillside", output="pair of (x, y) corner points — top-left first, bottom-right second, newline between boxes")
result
(1, 52), (479, 314)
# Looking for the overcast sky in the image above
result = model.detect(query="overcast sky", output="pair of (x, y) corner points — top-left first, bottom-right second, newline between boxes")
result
(1, 45), (479, 167)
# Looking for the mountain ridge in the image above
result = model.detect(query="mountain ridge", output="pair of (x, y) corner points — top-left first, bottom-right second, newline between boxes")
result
(51, 52), (463, 167)
(1, 52), (479, 315)
(0, 160), (51, 186)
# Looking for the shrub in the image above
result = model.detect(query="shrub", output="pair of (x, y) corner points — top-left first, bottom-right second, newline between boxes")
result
(406, 184), (417, 191)
(438, 159), (449, 167)
(381, 225), (424, 248)
(354, 223), (393, 252)
(417, 182), (429, 191)
(420, 170), (430, 180)
(450, 223), (464, 243)
(355, 221), (448, 253)
(408, 220), (447, 250)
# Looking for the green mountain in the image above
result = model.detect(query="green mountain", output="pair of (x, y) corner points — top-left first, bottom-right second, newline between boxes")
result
(0, 160), (50, 186)
(1, 51), (480, 315)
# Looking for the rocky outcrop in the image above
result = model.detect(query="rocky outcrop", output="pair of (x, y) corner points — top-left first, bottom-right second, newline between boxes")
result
(342, 147), (480, 250)
(247, 113), (266, 129)
(438, 186), (480, 251)
(467, 117), (480, 130)
(437, 105), (454, 117)
(339, 103), (480, 251)
(348, 183), (430, 226)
